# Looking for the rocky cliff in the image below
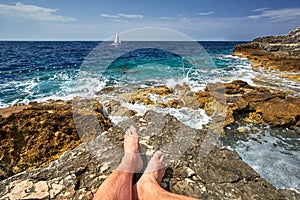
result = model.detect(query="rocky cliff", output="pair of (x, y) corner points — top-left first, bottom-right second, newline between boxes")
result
(233, 27), (300, 72)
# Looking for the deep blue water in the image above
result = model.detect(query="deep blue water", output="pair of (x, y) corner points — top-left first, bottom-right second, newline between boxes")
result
(0, 41), (247, 107)
(0, 41), (97, 106)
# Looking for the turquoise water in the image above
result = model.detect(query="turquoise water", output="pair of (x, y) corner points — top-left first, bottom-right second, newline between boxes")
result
(0, 41), (247, 107)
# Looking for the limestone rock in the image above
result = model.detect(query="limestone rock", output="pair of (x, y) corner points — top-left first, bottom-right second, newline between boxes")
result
(0, 111), (295, 199)
(122, 86), (173, 105)
(194, 80), (300, 130)
(0, 100), (112, 181)
(233, 26), (300, 72)
(99, 81), (300, 131)
(230, 90), (300, 128)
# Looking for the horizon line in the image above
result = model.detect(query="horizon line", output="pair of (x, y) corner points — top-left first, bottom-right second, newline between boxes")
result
(0, 39), (250, 42)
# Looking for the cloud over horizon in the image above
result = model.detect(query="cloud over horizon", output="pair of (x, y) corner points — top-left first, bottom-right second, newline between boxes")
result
(196, 11), (214, 16)
(0, 2), (76, 22)
(0, 1), (299, 41)
(101, 13), (144, 19)
(248, 8), (300, 22)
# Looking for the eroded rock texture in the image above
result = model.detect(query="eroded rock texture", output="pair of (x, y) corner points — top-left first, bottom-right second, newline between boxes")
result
(0, 100), (112, 181)
(233, 27), (300, 73)
(1, 111), (298, 199)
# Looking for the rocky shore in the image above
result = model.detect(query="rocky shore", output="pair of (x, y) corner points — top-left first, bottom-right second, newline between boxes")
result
(1, 26), (300, 200)
(0, 80), (300, 199)
(233, 26), (300, 73)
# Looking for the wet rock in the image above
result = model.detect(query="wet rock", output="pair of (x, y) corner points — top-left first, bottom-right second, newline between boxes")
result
(279, 189), (300, 200)
(122, 86), (173, 105)
(224, 80), (255, 94)
(230, 90), (300, 128)
(194, 80), (300, 130)
(167, 99), (182, 108)
(233, 26), (300, 72)
(173, 84), (202, 109)
(102, 99), (136, 118)
(101, 81), (300, 131)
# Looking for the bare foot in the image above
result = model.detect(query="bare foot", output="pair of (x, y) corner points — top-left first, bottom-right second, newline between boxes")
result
(118, 126), (143, 173)
(134, 151), (198, 200)
(143, 150), (165, 182)
(133, 151), (166, 199)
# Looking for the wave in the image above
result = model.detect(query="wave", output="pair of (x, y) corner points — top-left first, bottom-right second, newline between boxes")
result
(223, 125), (300, 191)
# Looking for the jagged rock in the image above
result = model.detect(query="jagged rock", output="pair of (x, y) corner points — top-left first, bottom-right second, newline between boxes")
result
(194, 81), (300, 130)
(233, 27), (300, 72)
(99, 81), (300, 131)
(0, 83), (299, 199)
(173, 84), (202, 109)
(167, 99), (182, 108)
(0, 100), (112, 181)
(230, 90), (300, 128)
(0, 111), (295, 199)
(101, 99), (136, 119)
(122, 86), (173, 105)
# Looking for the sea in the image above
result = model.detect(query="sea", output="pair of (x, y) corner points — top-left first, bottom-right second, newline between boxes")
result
(0, 41), (299, 192)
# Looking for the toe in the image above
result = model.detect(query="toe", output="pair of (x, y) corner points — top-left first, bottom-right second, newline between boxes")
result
(125, 130), (130, 138)
(155, 150), (163, 159)
(130, 126), (138, 136)
(158, 153), (164, 162)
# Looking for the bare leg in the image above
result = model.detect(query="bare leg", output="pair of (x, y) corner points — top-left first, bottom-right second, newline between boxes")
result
(94, 126), (143, 200)
(133, 151), (198, 200)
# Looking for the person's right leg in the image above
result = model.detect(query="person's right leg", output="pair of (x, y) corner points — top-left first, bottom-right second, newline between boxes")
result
(94, 126), (143, 200)
(133, 151), (198, 200)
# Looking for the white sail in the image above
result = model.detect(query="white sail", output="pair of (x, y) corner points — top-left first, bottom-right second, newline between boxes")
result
(112, 33), (121, 46)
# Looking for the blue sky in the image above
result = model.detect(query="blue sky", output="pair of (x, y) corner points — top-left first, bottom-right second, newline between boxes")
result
(0, 0), (299, 40)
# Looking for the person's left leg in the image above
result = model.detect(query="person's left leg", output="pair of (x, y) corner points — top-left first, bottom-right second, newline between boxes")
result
(93, 126), (143, 200)
(133, 150), (198, 200)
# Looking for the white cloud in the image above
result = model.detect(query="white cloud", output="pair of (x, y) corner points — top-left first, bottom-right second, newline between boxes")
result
(160, 16), (175, 20)
(196, 11), (214, 16)
(113, 19), (122, 23)
(248, 8), (300, 22)
(0, 2), (76, 22)
(117, 13), (143, 18)
(253, 7), (269, 12)
(100, 13), (143, 19)
(100, 13), (119, 18)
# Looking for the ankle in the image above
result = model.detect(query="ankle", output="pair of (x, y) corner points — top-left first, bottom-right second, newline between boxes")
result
(138, 178), (163, 199)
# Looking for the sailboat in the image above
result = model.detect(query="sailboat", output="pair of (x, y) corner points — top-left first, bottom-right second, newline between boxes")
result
(111, 33), (121, 46)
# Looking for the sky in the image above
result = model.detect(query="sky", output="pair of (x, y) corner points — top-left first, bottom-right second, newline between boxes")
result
(0, 0), (299, 41)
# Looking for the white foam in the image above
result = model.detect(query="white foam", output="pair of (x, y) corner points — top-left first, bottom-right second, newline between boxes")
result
(166, 78), (186, 89)
(155, 107), (210, 129)
(120, 100), (210, 129)
(121, 102), (147, 114)
(109, 115), (129, 125)
(232, 131), (300, 191)
(220, 55), (240, 60)
(66, 79), (101, 96)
